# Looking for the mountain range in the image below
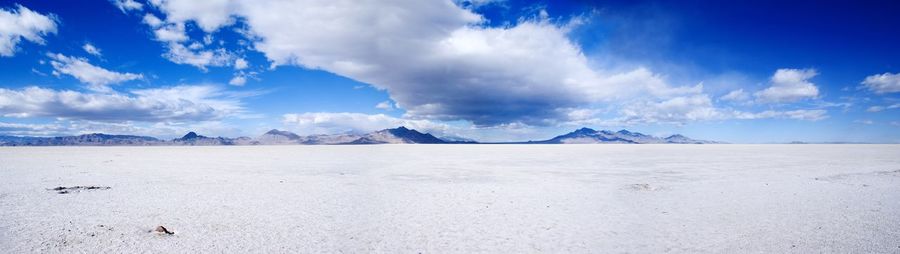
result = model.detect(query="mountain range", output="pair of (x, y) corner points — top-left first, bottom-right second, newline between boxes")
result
(0, 127), (718, 146)
(524, 127), (719, 144)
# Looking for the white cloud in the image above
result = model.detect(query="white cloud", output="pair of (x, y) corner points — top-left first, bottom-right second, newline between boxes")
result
(755, 68), (820, 103)
(142, 13), (163, 27)
(162, 42), (233, 70)
(152, 23), (187, 42)
(281, 112), (449, 136)
(617, 95), (726, 125)
(861, 72), (900, 94)
(456, 0), (506, 9)
(141, 12), (234, 70)
(138, 1), (238, 70)
(0, 4), (57, 57)
(735, 109), (828, 121)
(110, 0), (143, 13)
(720, 88), (749, 102)
(375, 101), (394, 111)
(47, 53), (143, 92)
(867, 106), (884, 112)
(233, 58), (248, 70)
(30, 67), (47, 76)
(203, 34), (213, 45)
(0, 85), (243, 122)
(149, 0), (236, 33)
(854, 119), (874, 125)
(228, 75), (246, 86)
(866, 103), (900, 112)
(0, 121), (64, 136)
(139, 0), (706, 126)
(82, 43), (102, 57)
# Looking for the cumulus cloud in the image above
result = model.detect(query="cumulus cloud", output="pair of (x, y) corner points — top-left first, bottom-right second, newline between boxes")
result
(110, 0), (143, 13)
(233, 58), (248, 70)
(281, 112), (449, 135)
(618, 94), (725, 125)
(82, 43), (102, 57)
(228, 75), (246, 86)
(0, 85), (244, 122)
(153, 23), (187, 42)
(142, 13), (163, 27)
(861, 72), (900, 94)
(149, 0), (236, 33)
(47, 53), (143, 92)
(755, 68), (820, 103)
(138, 0), (707, 126)
(720, 89), (749, 102)
(139, 11), (232, 70)
(162, 42), (233, 70)
(0, 4), (57, 57)
(375, 101), (394, 111)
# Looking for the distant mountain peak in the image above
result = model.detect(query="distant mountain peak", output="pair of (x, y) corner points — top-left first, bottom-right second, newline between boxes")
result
(665, 134), (686, 139)
(617, 129), (651, 138)
(348, 126), (446, 144)
(181, 132), (199, 140)
(172, 131), (245, 145)
(573, 127), (597, 134)
(265, 129), (298, 136)
(260, 129), (302, 142)
(386, 126), (415, 135)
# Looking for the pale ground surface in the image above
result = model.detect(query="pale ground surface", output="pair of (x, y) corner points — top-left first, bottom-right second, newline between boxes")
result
(1, 145), (899, 253)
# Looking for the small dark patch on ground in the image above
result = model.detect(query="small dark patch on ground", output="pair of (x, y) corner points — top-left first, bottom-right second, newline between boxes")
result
(48, 186), (111, 194)
(627, 183), (664, 191)
(154, 225), (175, 235)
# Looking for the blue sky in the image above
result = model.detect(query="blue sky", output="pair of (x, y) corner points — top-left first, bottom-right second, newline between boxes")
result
(1, 0), (899, 143)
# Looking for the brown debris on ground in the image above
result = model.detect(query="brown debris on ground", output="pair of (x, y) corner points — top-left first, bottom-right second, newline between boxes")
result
(154, 226), (175, 235)
(47, 186), (111, 194)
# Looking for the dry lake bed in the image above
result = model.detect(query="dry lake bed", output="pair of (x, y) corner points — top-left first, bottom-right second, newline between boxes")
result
(1, 145), (899, 253)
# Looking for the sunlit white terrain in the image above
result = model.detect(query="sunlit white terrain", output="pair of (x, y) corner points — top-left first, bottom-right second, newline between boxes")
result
(1, 145), (899, 253)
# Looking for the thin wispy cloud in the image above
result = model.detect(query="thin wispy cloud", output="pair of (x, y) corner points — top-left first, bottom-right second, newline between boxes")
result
(82, 43), (101, 57)
(47, 53), (143, 92)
